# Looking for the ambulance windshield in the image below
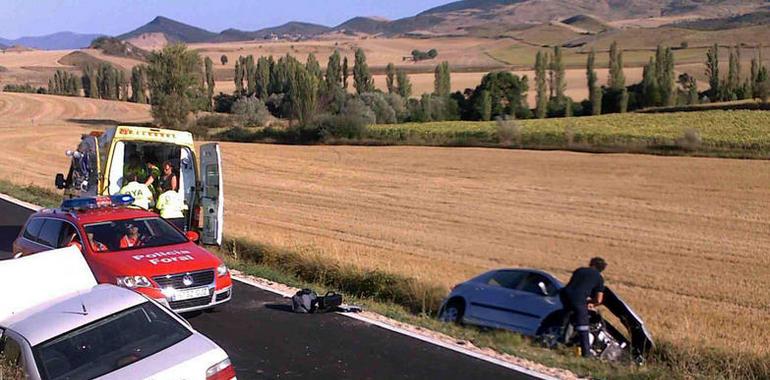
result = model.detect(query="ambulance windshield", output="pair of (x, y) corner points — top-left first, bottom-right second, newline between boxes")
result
(83, 217), (187, 252)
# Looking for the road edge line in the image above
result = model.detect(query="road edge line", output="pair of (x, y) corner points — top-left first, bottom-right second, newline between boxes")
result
(232, 276), (558, 380)
(0, 193), (558, 380)
(0, 193), (42, 211)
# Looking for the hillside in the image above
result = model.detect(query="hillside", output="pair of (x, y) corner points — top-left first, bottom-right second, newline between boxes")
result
(117, 16), (218, 43)
(411, 0), (768, 35)
(0, 32), (102, 50)
(89, 37), (148, 60)
(327, 0), (769, 37)
(335, 17), (391, 35)
(216, 22), (332, 42)
(669, 9), (770, 30)
(561, 14), (612, 33)
(1, 1), (767, 52)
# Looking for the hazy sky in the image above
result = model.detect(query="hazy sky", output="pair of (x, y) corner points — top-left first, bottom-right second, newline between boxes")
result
(0, 0), (452, 38)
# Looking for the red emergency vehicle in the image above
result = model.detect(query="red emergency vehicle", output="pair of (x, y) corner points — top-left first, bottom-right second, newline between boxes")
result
(12, 195), (232, 313)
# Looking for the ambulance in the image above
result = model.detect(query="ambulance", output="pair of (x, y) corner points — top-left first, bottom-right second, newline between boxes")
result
(55, 126), (223, 246)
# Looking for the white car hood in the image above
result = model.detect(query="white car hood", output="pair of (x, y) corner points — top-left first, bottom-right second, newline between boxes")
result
(98, 332), (229, 380)
(0, 246), (97, 322)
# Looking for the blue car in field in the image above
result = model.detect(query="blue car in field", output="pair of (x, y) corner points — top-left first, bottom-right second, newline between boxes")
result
(438, 268), (653, 361)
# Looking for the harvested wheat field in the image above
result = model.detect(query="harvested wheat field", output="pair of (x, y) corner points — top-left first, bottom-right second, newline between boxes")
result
(1, 93), (769, 356)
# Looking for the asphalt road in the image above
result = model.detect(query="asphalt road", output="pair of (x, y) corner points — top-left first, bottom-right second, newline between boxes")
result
(0, 198), (538, 380)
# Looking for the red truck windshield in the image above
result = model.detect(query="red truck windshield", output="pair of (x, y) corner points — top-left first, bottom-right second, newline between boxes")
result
(83, 217), (187, 252)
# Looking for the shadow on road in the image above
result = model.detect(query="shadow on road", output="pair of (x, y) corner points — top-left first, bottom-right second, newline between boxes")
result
(0, 225), (22, 260)
(264, 303), (294, 313)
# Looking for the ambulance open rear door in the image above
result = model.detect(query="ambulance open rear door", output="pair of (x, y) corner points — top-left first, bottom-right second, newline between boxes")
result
(199, 143), (223, 246)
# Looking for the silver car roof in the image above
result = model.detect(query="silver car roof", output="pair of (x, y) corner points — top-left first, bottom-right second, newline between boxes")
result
(1, 284), (147, 346)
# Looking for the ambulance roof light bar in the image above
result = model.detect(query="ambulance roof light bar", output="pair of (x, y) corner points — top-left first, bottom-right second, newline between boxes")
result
(61, 195), (134, 211)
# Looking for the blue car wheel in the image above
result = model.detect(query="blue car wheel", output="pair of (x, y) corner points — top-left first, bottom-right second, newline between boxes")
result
(439, 299), (464, 324)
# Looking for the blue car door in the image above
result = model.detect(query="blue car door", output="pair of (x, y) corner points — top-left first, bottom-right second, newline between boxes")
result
(464, 270), (531, 333)
(507, 273), (562, 335)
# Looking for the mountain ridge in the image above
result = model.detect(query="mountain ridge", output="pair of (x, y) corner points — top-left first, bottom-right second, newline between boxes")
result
(0, 31), (102, 50)
(6, 1), (770, 49)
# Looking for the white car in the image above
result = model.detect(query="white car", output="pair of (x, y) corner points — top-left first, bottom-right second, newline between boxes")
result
(0, 247), (236, 380)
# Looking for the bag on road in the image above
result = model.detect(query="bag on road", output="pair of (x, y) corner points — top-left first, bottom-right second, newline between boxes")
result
(316, 291), (343, 312)
(291, 288), (318, 313)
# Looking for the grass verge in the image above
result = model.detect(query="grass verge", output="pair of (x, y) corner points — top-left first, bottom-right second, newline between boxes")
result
(2, 182), (768, 379)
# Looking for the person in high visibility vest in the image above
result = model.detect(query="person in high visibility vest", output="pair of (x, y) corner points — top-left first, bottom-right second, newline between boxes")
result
(119, 173), (154, 210)
(87, 232), (108, 252)
(156, 182), (188, 231)
(119, 223), (142, 249)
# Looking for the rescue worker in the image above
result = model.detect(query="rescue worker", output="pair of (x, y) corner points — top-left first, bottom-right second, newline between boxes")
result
(119, 223), (142, 248)
(156, 182), (187, 231)
(119, 173), (154, 210)
(123, 147), (147, 185)
(87, 232), (108, 252)
(560, 257), (607, 358)
(144, 155), (162, 195)
(158, 161), (179, 192)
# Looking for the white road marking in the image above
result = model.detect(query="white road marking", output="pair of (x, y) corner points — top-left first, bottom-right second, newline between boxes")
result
(0, 193), (42, 211)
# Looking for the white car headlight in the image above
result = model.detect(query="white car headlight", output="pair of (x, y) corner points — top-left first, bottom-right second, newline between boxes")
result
(116, 276), (153, 288)
(216, 263), (228, 277)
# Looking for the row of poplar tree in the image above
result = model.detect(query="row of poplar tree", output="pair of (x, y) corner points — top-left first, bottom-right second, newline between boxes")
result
(45, 41), (770, 126)
(46, 56), (217, 110)
(531, 42), (770, 119)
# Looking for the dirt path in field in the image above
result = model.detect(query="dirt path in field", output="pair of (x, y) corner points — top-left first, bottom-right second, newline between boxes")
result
(1, 93), (769, 355)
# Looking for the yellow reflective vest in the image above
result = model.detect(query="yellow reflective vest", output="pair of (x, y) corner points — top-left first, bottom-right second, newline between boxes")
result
(119, 181), (154, 210)
(156, 190), (187, 219)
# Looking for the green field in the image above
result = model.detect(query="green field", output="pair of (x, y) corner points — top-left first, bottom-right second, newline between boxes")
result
(367, 110), (770, 158)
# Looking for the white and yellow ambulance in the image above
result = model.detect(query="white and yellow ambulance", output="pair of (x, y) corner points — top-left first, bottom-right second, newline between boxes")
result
(55, 125), (224, 245)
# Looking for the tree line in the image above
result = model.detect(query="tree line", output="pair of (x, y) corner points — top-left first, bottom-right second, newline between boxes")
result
(33, 41), (770, 132)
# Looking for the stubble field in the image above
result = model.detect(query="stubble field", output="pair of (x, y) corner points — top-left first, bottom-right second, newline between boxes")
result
(1, 92), (769, 357)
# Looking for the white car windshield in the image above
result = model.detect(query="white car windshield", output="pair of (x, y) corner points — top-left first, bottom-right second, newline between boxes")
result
(83, 217), (187, 252)
(33, 302), (192, 380)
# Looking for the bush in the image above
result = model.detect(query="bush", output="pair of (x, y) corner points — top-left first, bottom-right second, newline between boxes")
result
(384, 93), (408, 122)
(151, 93), (192, 130)
(359, 92), (397, 124)
(187, 120), (209, 139)
(546, 97), (574, 118)
(232, 96), (270, 127)
(428, 95), (460, 122)
(214, 93), (237, 113)
(0, 362), (23, 380)
(411, 49), (438, 61)
(495, 116), (522, 146)
(216, 126), (259, 142)
(309, 113), (368, 140)
(676, 128), (702, 150)
(265, 93), (286, 117)
(3, 83), (45, 94)
(195, 114), (233, 129)
(342, 98), (376, 125)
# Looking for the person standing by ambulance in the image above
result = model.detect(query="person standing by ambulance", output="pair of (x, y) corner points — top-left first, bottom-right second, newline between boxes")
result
(560, 257), (607, 358)
(119, 173), (154, 210)
(156, 181), (187, 231)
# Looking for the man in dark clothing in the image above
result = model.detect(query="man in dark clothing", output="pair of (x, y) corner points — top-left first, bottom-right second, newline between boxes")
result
(560, 257), (607, 357)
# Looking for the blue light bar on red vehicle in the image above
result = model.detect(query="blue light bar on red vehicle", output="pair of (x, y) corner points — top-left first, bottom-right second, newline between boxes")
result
(61, 195), (134, 211)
